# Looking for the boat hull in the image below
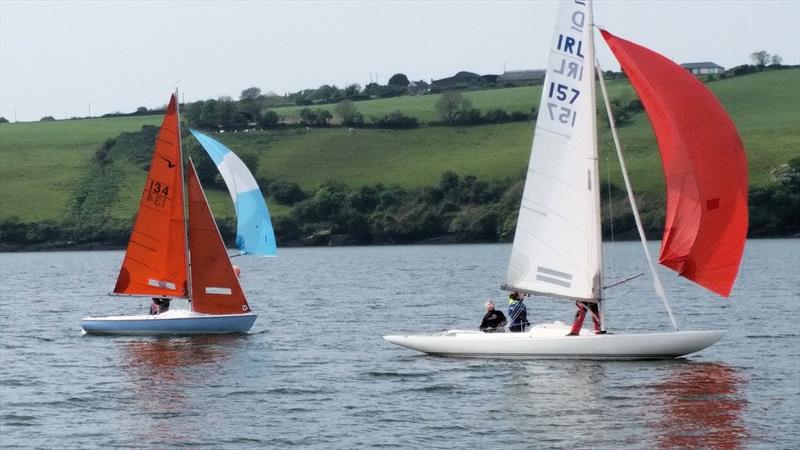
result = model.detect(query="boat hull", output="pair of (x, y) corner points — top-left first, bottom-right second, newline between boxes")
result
(81, 310), (257, 336)
(383, 323), (725, 360)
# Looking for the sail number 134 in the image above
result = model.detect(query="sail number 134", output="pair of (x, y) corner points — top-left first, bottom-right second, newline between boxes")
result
(145, 179), (170, 207)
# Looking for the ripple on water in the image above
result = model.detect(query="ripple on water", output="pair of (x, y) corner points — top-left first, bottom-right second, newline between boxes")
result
(0, 242), (798, 448)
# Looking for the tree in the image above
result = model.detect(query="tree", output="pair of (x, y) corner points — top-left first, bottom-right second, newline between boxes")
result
(135, 106), (148, 114)
(436, 91), (471, 124)
(311, 84), (338, 102)
(299, 108), (332, 126)
(750, 50), (770, 68)
(388, 73), (410, 88)
(199, 99), (219, 127)
(257, 109), (280, 128)
(344, 84), (361, 98)
(771, 157), (800, 191)
(240, 87), (261, 100)
(217, 96), (244, 127)
(40, 116), (56, 121)
(269, 180), (306, 205)
(771, 54), (783, 66)
(239, 87), (263, 122)
(0, 117), (8, 123)
(334, 100), (363, 126)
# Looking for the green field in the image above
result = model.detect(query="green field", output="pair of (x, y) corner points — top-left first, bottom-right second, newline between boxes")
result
(1, 69), (798, 223)
(0, 115), (162, 221)
(272, 81), (636, 123)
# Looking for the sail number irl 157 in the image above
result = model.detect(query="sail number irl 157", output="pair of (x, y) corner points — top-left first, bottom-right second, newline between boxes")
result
(547, 82), (580, 127)
(145, 179), (170, 207)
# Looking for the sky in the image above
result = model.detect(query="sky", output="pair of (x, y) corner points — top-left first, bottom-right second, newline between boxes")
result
(1, 0), (798, 122)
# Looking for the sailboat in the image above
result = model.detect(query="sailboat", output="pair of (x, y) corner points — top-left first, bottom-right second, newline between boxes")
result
(384, 0), (748, 359)
(81, 94), (259, 335)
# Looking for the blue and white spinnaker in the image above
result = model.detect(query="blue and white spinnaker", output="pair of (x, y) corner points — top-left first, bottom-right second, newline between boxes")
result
(190, 129), (276, 256)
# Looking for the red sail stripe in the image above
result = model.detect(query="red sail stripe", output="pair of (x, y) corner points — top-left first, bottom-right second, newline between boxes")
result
(601, 30), (748, 297)
(114, 94), (187, 297)
(187, 160), (251, 315)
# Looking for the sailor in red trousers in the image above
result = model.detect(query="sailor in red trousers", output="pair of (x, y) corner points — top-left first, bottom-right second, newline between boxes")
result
(567, 301), (606, 336)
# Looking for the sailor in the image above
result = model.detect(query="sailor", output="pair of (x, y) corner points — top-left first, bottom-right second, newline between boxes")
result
(567, 301), (605, 336)
(508, 292), (530, 332)
(150, 297), (171, 315)
(479, 301), (507, 333)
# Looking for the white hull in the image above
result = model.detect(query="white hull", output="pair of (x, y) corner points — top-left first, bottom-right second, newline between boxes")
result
(81, 309), (257, 336)
(384, 322), (725, 360)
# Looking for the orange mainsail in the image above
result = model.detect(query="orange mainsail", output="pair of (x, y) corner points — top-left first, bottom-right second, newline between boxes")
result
(187, 160), (251, 315)
(114, 94), (188, 297)
(601, 30), (749, 297)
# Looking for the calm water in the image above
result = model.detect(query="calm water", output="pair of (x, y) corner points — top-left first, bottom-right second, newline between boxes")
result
(1, 240), (798, 449)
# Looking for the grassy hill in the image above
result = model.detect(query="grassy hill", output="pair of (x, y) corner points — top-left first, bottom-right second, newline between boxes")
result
(0, 115), (162, 222)
(0, 69), (798, 224)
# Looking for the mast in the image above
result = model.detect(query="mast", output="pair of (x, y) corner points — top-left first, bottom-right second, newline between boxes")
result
(586, 0), (605, 329)
(176, 88), (193, 305)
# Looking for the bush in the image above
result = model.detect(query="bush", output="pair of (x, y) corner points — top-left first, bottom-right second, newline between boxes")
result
(268, 180), (306, 205)
(373, 111), (418, 129)
(484, 108), (511, 123)
(257, 109), (280, 128)
(454, 108), (482, 125)
(299, 108), (332, 126)
(510, 111), (529, 121)
(335, 100), (364, 127)
(448, 205), (498, 241)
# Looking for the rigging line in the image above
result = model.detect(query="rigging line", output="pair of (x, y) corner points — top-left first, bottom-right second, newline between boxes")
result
(595, 58), (679, 331)
(606, 155), (616, 276)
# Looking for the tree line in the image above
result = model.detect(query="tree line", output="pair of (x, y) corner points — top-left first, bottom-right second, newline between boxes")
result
(2, 150), (797, 251)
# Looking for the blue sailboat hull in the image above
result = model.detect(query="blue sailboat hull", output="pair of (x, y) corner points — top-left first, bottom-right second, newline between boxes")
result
(81, 311), (257, 336)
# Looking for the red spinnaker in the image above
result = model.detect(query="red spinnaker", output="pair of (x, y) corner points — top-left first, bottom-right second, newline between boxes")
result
(187, 160), (251, 315)
(601, 30), (748, 297)
(114, 94), (187, 297)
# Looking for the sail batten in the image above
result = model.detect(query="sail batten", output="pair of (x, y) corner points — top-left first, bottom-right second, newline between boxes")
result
(601, 30), (748, 297)
(505, 0), (601, 300)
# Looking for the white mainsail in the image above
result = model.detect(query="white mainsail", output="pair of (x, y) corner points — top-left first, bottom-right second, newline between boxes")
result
(505, 0), (602, 301)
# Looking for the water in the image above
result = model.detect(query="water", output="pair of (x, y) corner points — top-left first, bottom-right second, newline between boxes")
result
(1, 240), (798, 449)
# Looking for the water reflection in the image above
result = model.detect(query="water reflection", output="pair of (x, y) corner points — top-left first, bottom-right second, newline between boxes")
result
(119, 336), (247, 444)
(651, 362), (747, 449)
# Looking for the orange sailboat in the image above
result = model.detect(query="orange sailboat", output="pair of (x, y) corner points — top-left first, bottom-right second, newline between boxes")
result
(82, 94), (259, 335)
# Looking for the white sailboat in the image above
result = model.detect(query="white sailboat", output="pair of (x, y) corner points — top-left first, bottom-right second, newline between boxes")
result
(384, 0), (748, 359)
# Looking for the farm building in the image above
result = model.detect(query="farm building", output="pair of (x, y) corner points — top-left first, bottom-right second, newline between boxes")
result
(681, 62), (725, 75)
(498, 70), (546, 85)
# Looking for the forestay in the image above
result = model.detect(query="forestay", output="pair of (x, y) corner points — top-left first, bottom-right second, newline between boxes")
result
(190, 129), (277, 256)
(506, 0), (602, 301)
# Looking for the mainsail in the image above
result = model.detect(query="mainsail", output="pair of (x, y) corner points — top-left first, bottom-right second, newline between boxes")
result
(187, 160), (251, 315)
(506, 0), (602, 301)
(114, 94), (187, 297)
(189, 129), (276, 256)
(601, 30), (748, 297)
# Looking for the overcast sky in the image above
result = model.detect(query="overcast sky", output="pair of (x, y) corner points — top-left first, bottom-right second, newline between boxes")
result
(1, 0), (798, 122)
